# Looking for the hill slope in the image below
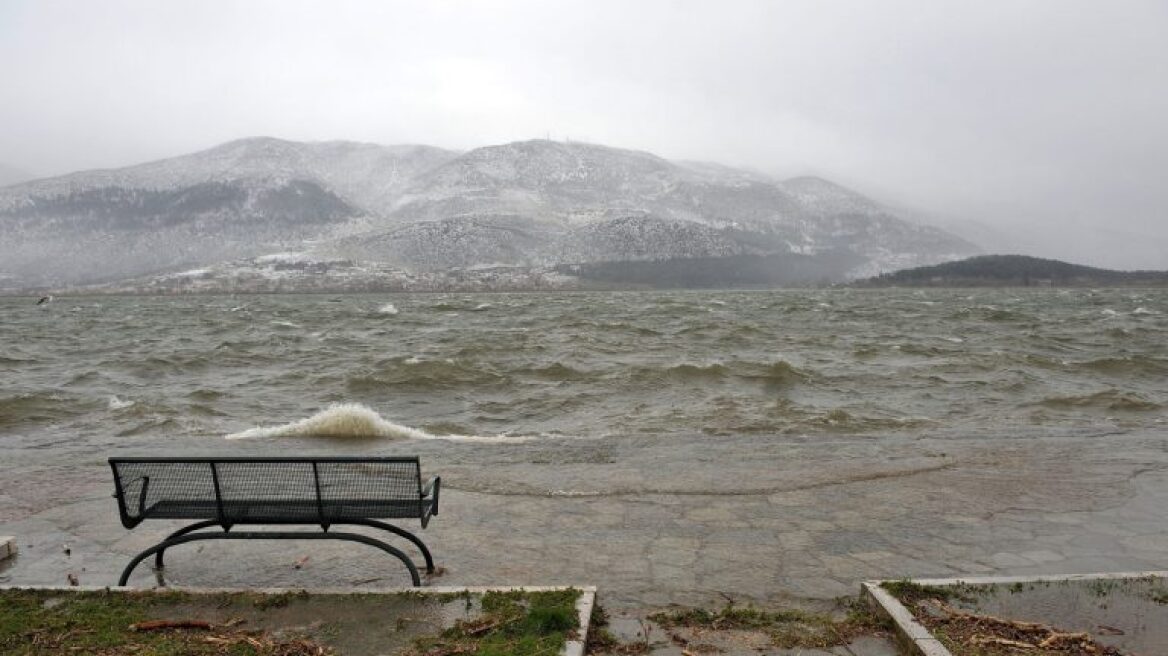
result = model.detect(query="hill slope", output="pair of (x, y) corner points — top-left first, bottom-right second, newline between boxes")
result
(0, 137), (976, 290)
(858, 254), (1168, 287)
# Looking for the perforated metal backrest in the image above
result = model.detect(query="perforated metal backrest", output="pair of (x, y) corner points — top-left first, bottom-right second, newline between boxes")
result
(109, 457), (423, 528)
(316, 459), (423, 520)
(111, 460), (217, 524)
(214, 460), (319, 523)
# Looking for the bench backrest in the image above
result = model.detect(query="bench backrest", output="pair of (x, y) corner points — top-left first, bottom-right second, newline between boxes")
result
(109, 457), (424, 528)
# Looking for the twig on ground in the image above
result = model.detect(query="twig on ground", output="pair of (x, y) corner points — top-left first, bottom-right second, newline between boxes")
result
(129, 619), (213, 632)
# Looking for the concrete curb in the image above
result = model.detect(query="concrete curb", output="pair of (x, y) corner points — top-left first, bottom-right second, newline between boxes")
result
(567, 586), (597, 656)
(0, 536), (15, 561)
(860, 582), (953, 656)
(895, 570), (1168, 587)
(861, 571), (1168, 656)
(0, 583), (598, 656)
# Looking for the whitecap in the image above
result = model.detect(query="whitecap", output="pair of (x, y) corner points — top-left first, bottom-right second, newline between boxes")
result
(472, 303), (491, 311)
(377, 303), (399, 315)
(108, 395), (135, 410)
(271, 320), (301, 329)
(225, 402), (531, 443)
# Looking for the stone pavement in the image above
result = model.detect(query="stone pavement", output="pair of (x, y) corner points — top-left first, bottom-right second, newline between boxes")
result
(2, 431), (1166, 620)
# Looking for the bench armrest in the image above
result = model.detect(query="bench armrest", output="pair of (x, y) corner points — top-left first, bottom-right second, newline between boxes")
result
(422, 476), (440, 522)
(113, 475), (151, 527)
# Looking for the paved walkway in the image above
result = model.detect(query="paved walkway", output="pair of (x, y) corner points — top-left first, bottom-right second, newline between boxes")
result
(3, 431), (1166, 620)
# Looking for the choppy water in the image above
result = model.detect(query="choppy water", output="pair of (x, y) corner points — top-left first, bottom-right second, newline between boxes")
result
(1, 289), (1165, 453)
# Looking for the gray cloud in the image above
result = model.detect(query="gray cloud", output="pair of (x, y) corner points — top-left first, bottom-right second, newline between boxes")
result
(1, 0), (1165, 267)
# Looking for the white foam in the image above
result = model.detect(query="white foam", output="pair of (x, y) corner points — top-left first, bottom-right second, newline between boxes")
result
(107, 395), (135, 410)
(472, 303), (492, 311)
(255, 252), (309, 264)
(377, 303), (399, 315)
(225, 403), (531, 443)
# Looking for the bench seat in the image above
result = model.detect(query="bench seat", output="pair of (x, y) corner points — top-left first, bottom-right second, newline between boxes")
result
(143, 498), (429, 522)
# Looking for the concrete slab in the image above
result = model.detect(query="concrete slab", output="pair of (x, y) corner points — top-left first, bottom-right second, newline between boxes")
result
(4, 433), (1168, 610)
(1, 584), (597, 656)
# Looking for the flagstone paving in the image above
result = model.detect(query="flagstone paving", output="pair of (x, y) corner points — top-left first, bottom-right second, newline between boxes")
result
(2, 430), (1165, 655)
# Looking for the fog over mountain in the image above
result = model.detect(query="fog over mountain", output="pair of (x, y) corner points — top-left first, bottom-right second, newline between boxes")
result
(0, 164), (33, 187)
(0, 137), (976, 291)
(2, 1), (1164, 271)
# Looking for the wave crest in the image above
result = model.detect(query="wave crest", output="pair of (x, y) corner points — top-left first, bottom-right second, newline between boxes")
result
(225, 403), (530, 443)
(1034, 390), (1162, 412)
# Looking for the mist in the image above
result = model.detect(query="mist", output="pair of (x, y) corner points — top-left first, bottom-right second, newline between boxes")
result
(1, 0), (1165, 268)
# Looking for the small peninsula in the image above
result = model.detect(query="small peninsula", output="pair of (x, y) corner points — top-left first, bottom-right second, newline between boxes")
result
(857, 254), (1168, 287)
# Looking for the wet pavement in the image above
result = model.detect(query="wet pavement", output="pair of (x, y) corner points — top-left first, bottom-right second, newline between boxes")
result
(2, 431), (1167, 643)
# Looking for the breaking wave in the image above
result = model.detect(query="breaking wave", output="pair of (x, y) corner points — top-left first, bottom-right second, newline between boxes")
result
(225, 402), (530, 443)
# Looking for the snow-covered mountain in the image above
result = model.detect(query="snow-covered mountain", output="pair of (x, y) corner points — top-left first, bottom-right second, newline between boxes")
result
(0, 137), (977, 290)
(0, 137), (456, 215)
(337, 139), (975, 279)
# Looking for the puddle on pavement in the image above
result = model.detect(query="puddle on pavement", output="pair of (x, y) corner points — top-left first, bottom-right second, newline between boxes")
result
(948, 577), (1168, 654)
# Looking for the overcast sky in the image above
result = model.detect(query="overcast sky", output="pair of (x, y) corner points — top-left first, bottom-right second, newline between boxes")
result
(1, 0), (1165, 267)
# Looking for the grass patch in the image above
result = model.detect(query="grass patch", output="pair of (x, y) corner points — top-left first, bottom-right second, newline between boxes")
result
(0, 588), (331, 655)
(880, 579), (981, 604)
(1, 587), (582, 656)
(403, 589), (581, 656)
(648, 598), (890, 650)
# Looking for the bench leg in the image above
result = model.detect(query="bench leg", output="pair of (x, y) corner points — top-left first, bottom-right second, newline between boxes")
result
(118, 531), (421, 587)
(153, 520), (223, 570)
(347, 519), (435, 574)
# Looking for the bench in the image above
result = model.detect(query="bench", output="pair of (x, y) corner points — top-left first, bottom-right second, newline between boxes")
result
(110, 456), (440, 587)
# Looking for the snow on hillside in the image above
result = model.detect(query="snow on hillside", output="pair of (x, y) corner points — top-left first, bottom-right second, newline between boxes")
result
(0, 137), (457, 214)
(0, 137), (977, 289)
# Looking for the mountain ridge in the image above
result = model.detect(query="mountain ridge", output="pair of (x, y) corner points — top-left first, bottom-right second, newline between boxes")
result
(0, 136), (978, 291)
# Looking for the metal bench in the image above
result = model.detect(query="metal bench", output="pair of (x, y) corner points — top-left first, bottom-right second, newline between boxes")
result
(110, 456), (440, 587)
